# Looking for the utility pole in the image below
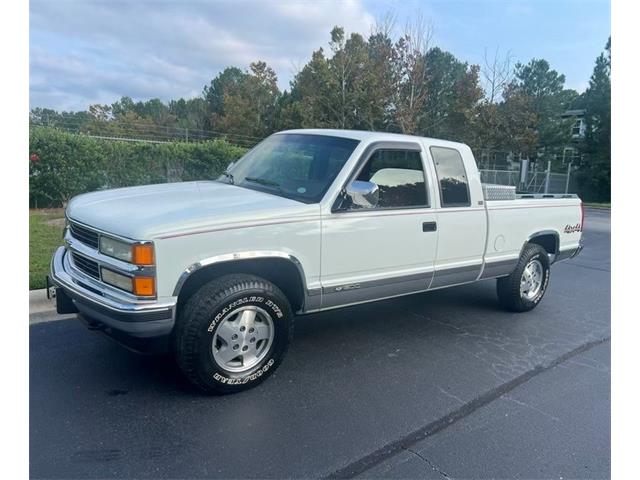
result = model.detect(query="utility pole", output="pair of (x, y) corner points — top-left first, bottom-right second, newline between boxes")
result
(544, 161), (551, 194)
(519, 156), (529, 192)
(565, 161), (573, 194)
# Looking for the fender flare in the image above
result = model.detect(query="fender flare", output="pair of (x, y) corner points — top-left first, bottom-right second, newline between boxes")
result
(172, 251), (318, 311)
(524, 230), (560, 263)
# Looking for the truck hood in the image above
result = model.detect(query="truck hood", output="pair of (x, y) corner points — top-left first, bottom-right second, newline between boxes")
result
(66, 181), (319, 240)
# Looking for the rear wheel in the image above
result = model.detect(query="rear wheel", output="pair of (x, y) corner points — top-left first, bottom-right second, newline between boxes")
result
(174, 274), (293, 394)
(497, 243), (550, 312)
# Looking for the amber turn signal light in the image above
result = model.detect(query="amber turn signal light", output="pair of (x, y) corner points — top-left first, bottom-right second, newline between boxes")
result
(132, 244), (154, 265)
(133, 277), (155, 296)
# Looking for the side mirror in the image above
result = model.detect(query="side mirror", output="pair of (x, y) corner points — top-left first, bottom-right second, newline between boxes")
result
(345, 180), (379, 208)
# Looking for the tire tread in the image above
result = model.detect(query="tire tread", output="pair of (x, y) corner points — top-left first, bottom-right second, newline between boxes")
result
(174, 274), (293, 393)
(497, 243), (550, 312)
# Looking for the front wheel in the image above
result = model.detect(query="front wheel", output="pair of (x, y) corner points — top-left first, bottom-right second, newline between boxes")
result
(174, 274), (294, 394)
(497, 244), (550, 312)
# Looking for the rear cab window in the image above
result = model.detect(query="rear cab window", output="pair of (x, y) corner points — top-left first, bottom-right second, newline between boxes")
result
(430, 146), (471, 207)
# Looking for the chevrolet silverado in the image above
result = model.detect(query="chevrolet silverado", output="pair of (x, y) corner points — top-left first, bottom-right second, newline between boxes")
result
(49, 129), (584, 393)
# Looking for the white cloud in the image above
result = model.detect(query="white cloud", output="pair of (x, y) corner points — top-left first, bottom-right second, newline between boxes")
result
(29, 0), (375, 111)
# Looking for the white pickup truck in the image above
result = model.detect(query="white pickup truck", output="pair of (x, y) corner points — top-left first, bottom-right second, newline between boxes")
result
(50, 129), (584, 393)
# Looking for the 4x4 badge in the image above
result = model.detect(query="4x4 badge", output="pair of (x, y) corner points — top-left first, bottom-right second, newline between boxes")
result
(564, 223), (582, 233)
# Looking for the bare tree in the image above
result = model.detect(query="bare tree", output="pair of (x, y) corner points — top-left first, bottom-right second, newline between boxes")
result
(329, 27), (351, 128)
(372, 11), (397, 39)
(482, 47), (513, 103)
(391, 13), (434, 134)
(404, 12), (434, 54)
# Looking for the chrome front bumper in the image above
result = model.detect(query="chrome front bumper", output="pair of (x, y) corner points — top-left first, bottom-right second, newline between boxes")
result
(50, 246), (176, 339)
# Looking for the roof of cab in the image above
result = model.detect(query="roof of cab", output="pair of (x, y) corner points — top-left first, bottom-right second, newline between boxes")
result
(276, 128), (469, 149)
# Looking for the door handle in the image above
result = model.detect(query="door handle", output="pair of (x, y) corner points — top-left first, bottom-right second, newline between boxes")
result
(422, 221), (437, 232)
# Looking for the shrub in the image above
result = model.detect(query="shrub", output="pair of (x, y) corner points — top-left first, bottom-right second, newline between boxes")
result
(29, 127), (246, 207)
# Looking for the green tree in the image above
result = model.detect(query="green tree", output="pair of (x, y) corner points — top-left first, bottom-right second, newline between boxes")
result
(357, 30), (395, 131)
(286, 27), (370, 130)
(110, 96), (137, 117)
(203, 67), (248, 121)
(420, 47), (483, 143)
(496, 85), (539, 155)
(509, 59), (577, 153)
(88, 103), (112, 122)
(327, 27), (369, 129)
(577, 38), (611, 201)
(286, 48), (333, 128)
(470, 87), (538, 161)
(29, 108), (93, 130)
(169, 97), (209, 132)
(215, 61), (281, 138)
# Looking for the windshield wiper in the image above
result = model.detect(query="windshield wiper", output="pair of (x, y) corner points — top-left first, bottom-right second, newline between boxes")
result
(244, 176), (281, 190)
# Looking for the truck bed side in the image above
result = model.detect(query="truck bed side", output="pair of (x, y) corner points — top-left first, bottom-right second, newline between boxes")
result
(482, 197), (583, 276)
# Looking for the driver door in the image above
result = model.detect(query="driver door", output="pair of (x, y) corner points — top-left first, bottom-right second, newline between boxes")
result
(320, 142), (438, 309)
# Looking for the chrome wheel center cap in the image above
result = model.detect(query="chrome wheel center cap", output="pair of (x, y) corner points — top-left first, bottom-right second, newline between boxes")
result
(212, 305), (274, 373)
(520, 259), (543, 301)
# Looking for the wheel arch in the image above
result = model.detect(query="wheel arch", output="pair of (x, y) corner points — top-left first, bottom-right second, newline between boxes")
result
(173, 252), (309, 315)
(525, 230), (560, 262)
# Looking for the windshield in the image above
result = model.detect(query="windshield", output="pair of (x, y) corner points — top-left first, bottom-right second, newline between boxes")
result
(221, 133), (360, 203)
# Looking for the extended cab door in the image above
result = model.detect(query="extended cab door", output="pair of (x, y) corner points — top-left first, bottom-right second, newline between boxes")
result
(320, 141), (438, 309)
(427, 144), (487, 288)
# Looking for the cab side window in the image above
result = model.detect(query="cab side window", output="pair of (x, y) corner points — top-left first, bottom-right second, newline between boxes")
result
(430, 147), (471, 207)
(355, 149), (428, 209)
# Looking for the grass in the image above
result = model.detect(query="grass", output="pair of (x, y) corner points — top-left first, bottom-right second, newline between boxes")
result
(30, 209), (65, 290)
(584, 202), (611, 209)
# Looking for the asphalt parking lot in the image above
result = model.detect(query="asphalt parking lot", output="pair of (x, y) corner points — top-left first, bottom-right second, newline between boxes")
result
(30, 208), (611, 479)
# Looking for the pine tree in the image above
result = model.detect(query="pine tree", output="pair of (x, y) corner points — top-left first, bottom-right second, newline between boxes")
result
(509, 59), (577, 154)
(578, 38), (611, 202)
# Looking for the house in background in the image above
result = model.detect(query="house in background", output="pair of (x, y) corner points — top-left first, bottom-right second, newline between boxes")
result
(561, 108), (587, 140)
(559, 108), (587, 166)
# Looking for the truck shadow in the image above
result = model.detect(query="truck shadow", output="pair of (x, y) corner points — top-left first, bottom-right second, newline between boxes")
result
(120, 281), (505, 394)
(295, 280), (503, 339)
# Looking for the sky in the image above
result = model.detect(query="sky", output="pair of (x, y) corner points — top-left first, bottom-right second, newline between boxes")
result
(29, 0), (611, 112)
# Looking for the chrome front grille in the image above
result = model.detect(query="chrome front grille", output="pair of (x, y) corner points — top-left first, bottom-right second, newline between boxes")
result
(64, 220), (156, 299)
(69, 222), (99, 249)
(71, 252), (100, 279)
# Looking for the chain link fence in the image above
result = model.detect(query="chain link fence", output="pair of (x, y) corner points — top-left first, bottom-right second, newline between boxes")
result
(29, 120), (263, 148)
(475, 146), (584, 194)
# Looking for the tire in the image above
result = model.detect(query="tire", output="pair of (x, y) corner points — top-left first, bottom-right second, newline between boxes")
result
(174, 274), (294, 394)
(496, 243), (550, 312)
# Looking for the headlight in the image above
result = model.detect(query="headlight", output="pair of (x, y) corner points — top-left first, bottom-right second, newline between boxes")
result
(99, 237), (155, 265)
(99, 236), (133, 262)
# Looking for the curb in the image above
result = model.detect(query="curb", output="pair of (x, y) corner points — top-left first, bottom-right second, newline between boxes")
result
(29, 289), (74, 325)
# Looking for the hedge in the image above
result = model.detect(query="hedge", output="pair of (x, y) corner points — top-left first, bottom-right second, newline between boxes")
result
(29, 127), (247, 207)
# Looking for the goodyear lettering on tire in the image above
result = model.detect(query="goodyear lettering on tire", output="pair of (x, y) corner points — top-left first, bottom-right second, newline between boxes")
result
(207, 295), (284, 384)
